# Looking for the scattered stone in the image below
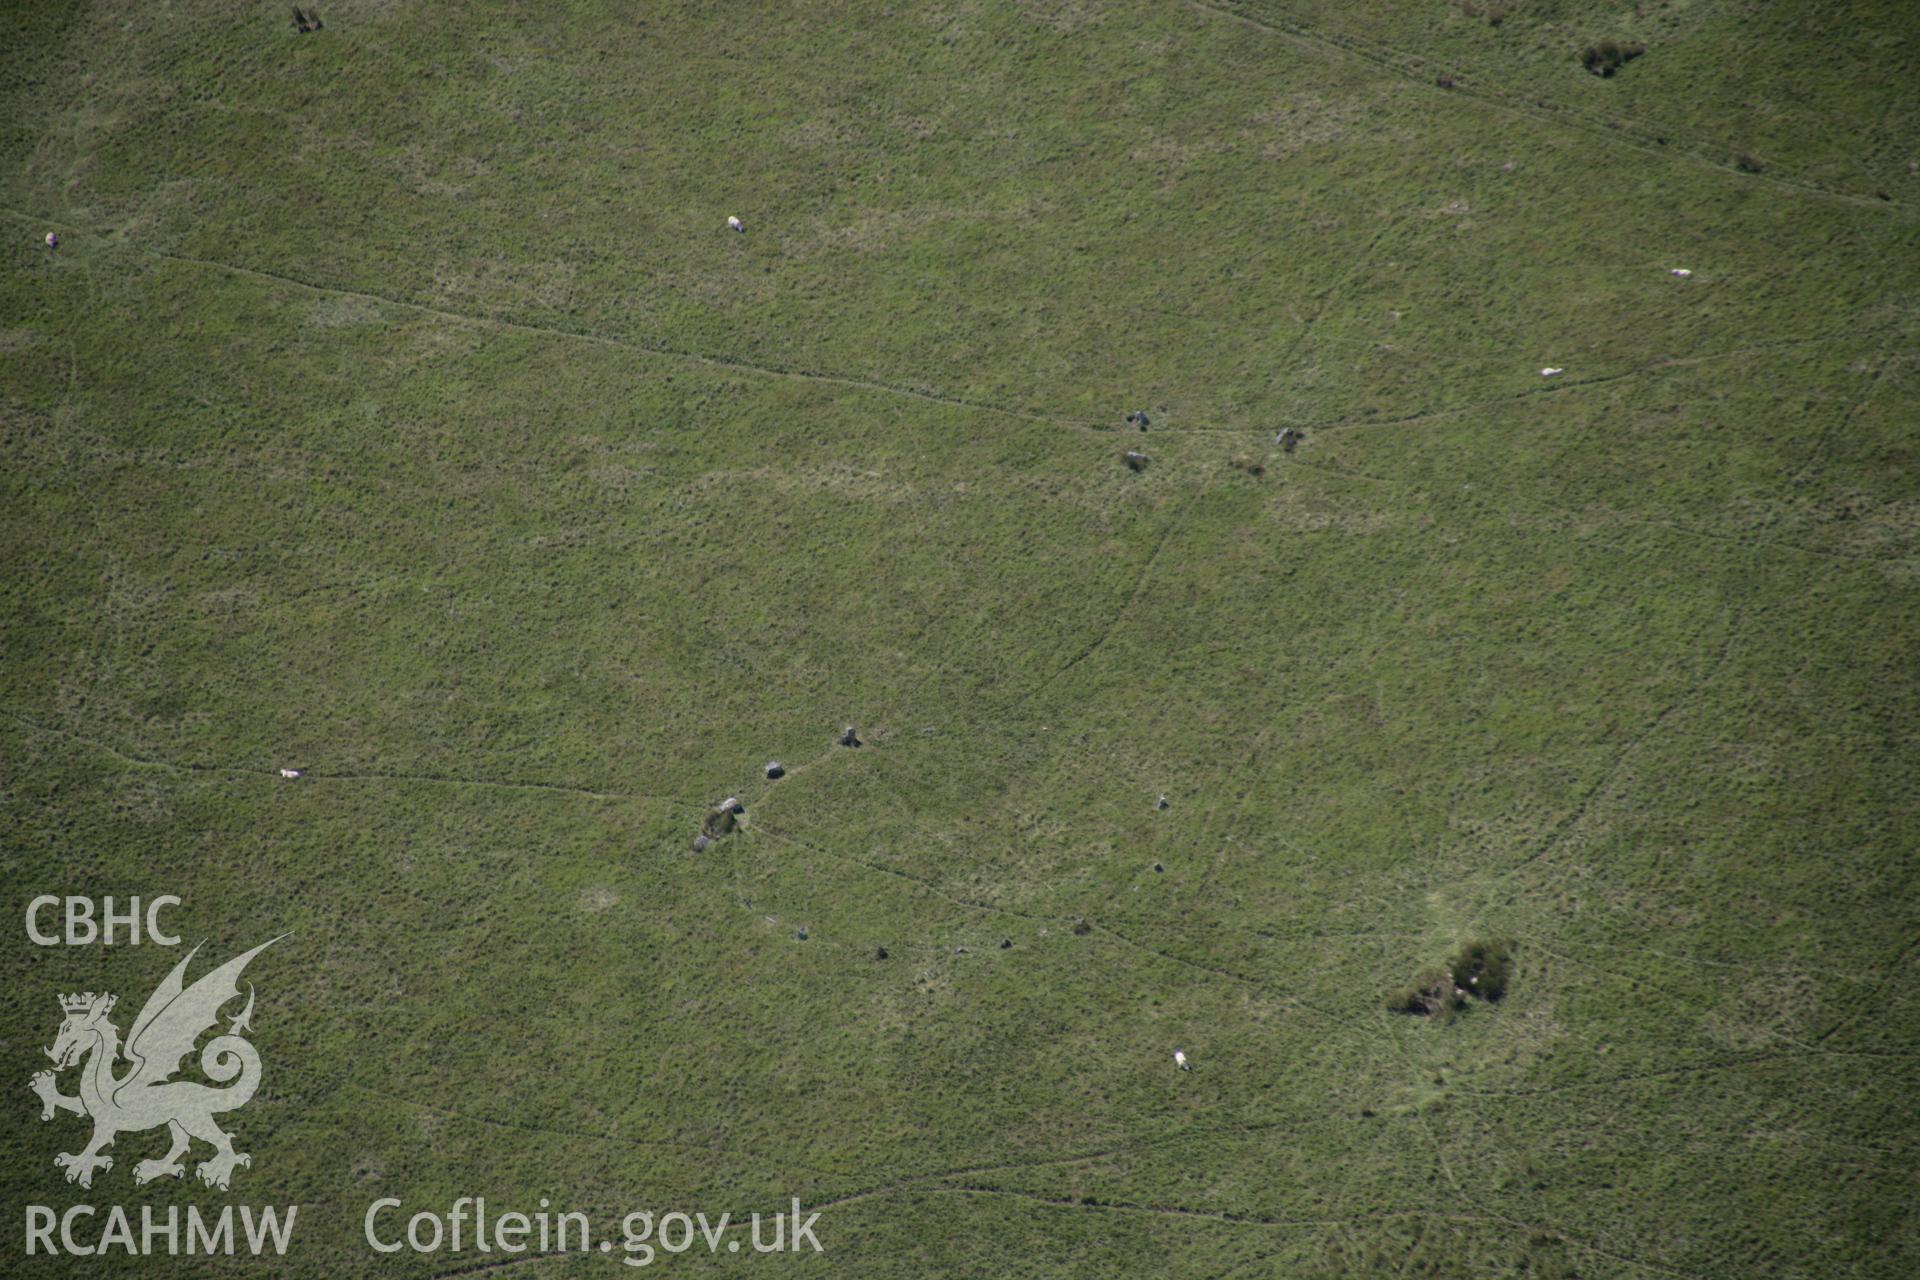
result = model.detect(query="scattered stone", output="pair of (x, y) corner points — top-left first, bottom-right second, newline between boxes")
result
(290, 6), (322, 32)
(955, 946), (968, 954)
(795, 927), (809, 941)
(1153, 862), (1164, 874)
(1436, 75), (1456, 89)
(874, 946), (888, 960)
(999, 938), (1012, 950)
(720, 796), (744, 813)
(1123, 410), (1151, 430)
(1275, 427), (1304, 453)
(1360, 1108), (1376, 1118)
(1124, 450), (1150, 472)
(1155, 794), (1169, 810)
(1072, 918), (1092, 936)
(838, 725), (861, 748)
(692, 834), (711, 853)
(764, 761), (784, 779)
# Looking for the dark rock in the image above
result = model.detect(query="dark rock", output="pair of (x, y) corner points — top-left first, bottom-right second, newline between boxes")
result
(764, 761), (784, 779)
(999, 938), (1012, 950)
(874, 946), (889, 960)
(838, 725), (861, 748)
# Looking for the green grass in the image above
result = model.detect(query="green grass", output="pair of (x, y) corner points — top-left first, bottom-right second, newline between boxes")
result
(2, 2), (1917, 1276)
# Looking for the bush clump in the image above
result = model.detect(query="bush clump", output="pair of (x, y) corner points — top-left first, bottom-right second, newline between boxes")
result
(1447, 938), (1512, 1001)
(1389, 939), (1513, 1016)
(1580, 40), (1645, 77)
(1388, 968), (1464, 1017)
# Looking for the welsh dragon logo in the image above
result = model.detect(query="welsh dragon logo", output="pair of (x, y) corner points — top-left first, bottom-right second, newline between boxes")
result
(29, 938), (280, 1190)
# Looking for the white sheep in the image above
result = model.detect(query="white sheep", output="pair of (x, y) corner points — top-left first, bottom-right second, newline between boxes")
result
(727, 215), (744, 233)
(1670, 268), (1692, 278)
(1540, 367), (1564, 378)
(44, 232), (58, 249)
(1174, 1049), (1190, 1071)
(278, 768), (303, 779)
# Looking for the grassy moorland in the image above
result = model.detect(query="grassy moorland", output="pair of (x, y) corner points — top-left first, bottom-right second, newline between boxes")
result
(2, 2), (1916, 1276)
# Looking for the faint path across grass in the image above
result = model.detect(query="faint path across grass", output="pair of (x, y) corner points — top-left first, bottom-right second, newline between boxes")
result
(1181, 0), (1918, 221)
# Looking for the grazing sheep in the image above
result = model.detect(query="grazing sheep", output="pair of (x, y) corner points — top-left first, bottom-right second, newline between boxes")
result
(1156, 794), (1169, 810)
(1124, 450), (1150, 472)
(278, 768), (302, 779)
(1540, 367), (1564, 378)
(764, 761), (784, 779)
(1174, 1049), (1190, 1071)
(44, 232), (58, 249)
(1670, 268), (1692, 278)
(727, 215), (744, 233)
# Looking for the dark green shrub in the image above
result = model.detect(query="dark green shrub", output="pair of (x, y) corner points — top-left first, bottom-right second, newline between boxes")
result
(1581, 40), (1645, 77)
(1391, 939), (1513, 1014)
(1447, 938), (1513, 1001)
(1388, 968), (1464, 1016)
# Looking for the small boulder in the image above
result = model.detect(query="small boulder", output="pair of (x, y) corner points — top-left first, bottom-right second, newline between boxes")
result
(874, 946), (889, 960)
(838, 725), (861, 748)
(764, 761), (784, 779)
